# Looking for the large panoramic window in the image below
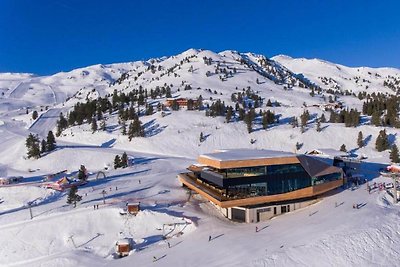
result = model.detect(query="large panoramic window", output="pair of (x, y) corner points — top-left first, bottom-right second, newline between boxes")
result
(227, 182), (267, 198)
(224, 166), (266, 178)
(267, 163), (305, 174)
(312, 173), (342, 185)
(266, 175), (311, 195)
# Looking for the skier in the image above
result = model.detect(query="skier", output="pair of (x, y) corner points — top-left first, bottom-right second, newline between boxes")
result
(256, 226), (258, 232)
(208, 235), (211, 242)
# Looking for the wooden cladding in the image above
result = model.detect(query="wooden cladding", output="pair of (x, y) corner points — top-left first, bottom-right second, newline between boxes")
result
(198, 156), (300, 169)
(179, 173), (343, 208)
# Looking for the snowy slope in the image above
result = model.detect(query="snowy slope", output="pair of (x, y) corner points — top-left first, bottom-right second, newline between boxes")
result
(0, 48), (400, 266)
(273, 54), (400, 95)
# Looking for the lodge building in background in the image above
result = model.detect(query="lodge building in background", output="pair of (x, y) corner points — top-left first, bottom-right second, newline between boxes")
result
(178, 149), (344, 223)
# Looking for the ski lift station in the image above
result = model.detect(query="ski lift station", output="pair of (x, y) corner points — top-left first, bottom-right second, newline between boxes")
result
(178, 149), (344, 223)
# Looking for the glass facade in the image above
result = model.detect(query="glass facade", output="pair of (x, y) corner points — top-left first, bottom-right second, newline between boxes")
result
(267, 163), (305, 174)
(312, 173), (342, 185)
(227, 182), (267, 198)
(199, 162), (342, 200)
(217, 166), (266, 178)
(223, 163), (312, 198)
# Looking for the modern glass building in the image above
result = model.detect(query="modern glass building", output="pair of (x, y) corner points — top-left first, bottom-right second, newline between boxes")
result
(178, 149), (344, 223)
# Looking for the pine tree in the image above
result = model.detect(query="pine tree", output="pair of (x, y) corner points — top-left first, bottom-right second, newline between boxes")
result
(121, 152), (128, 168)
(375, 129), (389, 152)
(357, 131), (364, 148)
(78, 165), (87, 180)
(300, 110), (310, 128)
(26, 133), (41, 159)
(32, 110), (38, 120)
(244, 110), (255, 133)
(171, 99), (179, 111)
(316, 120), (321, 132)
(91, 118), (98, 133)
(100, 119), (106, 131)
(46, 131), (56, 151)
(320, 113), (326, 123)
(67, 186), (82, 208)
(114, 155), (121, 169)
(128, 122), (134, 141)
(340, 144), (347, 152)
(225, 107), (233, 123)
(121, 119), (127, 135)
(146, 104), (154, 115)
(41, 139), (47, 154)
(197, 95), (203, 109)
(375, 133), (383, 151)
(329, 110), (337, 123)
(262, 112), (268, 129)
(371, 111), (381, 126)
(244, 114), (252, 133)
(56, 113), (68, 137)
(390, 144), (400, 163)
(238, 108), (245, 121)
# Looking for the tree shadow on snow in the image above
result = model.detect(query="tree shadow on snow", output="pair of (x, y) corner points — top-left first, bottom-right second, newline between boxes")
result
(364, 134), (372, 146)
(132, 157), (162, 165)
(388, 133), (397, 145)
(135, 235), (165, 251)
(143, 119), (167, 137)
(101, 138), (116, 148)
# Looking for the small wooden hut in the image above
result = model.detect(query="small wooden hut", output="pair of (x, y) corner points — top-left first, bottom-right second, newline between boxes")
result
(116, 239), (131, 257)
(127, 202), (140, 215)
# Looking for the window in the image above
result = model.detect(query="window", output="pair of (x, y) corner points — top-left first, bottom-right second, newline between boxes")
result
(267, 163), (304, 174)
(224, 166), (266, 178)
(312, 173), (342, 185)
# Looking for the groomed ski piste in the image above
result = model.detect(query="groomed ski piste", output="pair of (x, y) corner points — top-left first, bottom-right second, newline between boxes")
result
(1, 49), (400, 266)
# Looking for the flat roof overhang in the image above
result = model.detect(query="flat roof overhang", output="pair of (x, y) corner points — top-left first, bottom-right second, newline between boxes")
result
(198, 156), (300, 169)
(198, 149), (300, 169)
(178, 173), (343, 208)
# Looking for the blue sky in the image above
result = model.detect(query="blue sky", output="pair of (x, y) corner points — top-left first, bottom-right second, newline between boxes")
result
(1, 0), (399, 75)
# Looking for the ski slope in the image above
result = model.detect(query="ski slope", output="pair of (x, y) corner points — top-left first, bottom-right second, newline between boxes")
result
(0, 48), (400, 266)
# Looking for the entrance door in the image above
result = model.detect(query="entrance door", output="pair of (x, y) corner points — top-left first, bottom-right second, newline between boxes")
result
(281, 205), (287, 213)
(231, 208), (246, 222)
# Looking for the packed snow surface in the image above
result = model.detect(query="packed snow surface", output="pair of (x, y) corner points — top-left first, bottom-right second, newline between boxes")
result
(0, 48), (400, 266)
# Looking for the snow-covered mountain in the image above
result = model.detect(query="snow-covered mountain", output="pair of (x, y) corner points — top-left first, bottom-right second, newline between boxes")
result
(2, 48), (399, 112)
(273, 54), (400, 95)
(1, 49), (400, 267)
